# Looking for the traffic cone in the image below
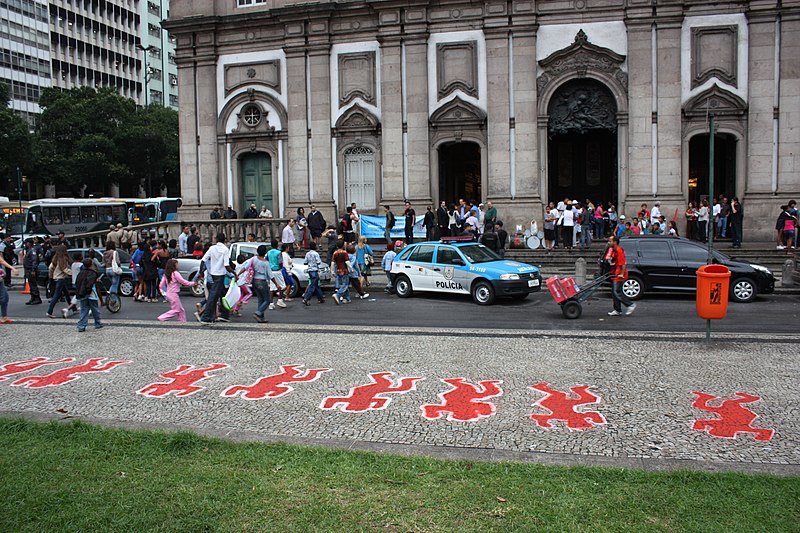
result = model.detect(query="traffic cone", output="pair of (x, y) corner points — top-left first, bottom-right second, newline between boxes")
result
(22, 280), (30, 295)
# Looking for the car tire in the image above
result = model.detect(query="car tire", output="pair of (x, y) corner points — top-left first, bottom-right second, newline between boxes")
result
(472, 280), (495, 306)
(621, 275), (643, 301)
(562, 300), (582, 319)
(118, 277), (135, 298)
(395, 275), (413, 298)
(191, 277), (205, 298)
(730, 277), (756, 303)
(289, 275), (301, 299)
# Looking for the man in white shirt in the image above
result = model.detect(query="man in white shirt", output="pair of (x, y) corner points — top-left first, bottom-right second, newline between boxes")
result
(178, 226), (190, 256)
(650, 202), (662, 225)
(350, 203), (360, 238)
(199, 233), (234, 324)
(281, 219), (297, 256)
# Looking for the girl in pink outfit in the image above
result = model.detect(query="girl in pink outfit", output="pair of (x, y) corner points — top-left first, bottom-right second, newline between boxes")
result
(158, 259), (196, 322)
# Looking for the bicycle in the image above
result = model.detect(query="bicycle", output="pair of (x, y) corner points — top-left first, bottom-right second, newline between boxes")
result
(95, 273), (122, 314)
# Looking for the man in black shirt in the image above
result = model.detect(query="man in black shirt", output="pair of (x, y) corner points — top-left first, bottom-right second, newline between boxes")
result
(307, 205), (327, 246)
(23, 238), (42, 305)
(243, 204), (258, 219)
(495, 220), (508, 258)
(423, 205), (436, 241)
(403, 201), (415, 244)
(186, 227), (200, 257)
(436, 201), (449, 238)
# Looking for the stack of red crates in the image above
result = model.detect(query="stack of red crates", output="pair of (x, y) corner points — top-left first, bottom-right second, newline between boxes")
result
(546, 276), (579, 304)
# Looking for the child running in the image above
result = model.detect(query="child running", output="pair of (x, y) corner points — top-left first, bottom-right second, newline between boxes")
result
(158, 258), (196, 322)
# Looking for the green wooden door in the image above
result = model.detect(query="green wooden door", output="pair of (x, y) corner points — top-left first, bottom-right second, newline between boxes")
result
(240, 153), (273, 215)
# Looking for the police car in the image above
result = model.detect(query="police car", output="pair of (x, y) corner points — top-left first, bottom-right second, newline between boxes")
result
(391, 237), (542, 305)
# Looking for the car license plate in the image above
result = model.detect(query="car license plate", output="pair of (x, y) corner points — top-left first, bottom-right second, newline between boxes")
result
(528, 279), (540, 287)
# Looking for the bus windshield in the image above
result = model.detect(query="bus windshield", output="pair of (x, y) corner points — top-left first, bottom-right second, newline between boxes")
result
(0, 210), (26, 235)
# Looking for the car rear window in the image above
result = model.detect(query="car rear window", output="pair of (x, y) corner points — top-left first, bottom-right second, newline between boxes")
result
(674, 242), (708, 263)
(408, 244), (435, 263)
(637, 239), (672, 259)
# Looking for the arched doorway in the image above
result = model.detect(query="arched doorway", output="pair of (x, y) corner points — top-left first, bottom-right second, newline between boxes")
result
(438, 142), (481, 205)
(547, 79), (618, 205)
(240, 153), (273, 215)
(688, 133), (737, 205)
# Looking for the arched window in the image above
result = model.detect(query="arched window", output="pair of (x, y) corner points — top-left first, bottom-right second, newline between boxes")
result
(344, 145), (375, 210)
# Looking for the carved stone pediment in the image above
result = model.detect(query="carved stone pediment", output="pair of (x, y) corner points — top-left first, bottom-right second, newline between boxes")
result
(334, 104), (381, 135)
(537, 30), (628, 94)
(683, 85), (747, 119)
(430, 97), (486, 129)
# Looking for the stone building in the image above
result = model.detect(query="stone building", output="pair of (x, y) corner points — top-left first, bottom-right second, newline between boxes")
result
(164, 0), (799, 240)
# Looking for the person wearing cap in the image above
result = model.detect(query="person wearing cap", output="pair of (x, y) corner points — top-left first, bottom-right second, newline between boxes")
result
(459, 223), (477, 240)
(53, 231), (71, 250)
(244, 204), (258, 219)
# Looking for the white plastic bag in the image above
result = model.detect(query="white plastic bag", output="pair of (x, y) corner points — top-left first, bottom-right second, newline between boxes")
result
(530, 220), (538, 236)
(222, 282), (242, 310)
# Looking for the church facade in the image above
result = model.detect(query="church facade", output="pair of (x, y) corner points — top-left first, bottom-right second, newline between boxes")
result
(164, 0), (799, 240)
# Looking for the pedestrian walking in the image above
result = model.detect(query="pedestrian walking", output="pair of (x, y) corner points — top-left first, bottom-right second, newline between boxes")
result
(0, 253), (18, 323)
(266, 239), (288, 309)
(355, 235), (374, 287)
(606, 235), (635, 317)
(0, 234), (15, 287)
(158, 259), (196, 322)
(232, 253), (254, 316)
(382, 242), (397, 294)
(302, 242), (325, 306)
(331, 241), (351, 304)
(23, 238), (42, 305)
(199, 233), (235, 324)
(383, 205), (396, 244)
(347, 244), (368, 299)
(102, 242), (122, 295)
(46, 246), (72, 318)
(74, 258), (104, 332)
(242, 244), (273, 322)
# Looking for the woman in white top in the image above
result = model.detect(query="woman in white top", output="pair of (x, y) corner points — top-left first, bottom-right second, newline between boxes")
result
(697, 199), (710, 243)
(560, 203), (575, 249)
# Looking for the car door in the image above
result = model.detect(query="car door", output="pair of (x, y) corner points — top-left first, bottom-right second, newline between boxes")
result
(631, 239), (679, 289)
(671, 240), (710, 289)
(430, 245), (470, 294)
(404, 243), (436, 290)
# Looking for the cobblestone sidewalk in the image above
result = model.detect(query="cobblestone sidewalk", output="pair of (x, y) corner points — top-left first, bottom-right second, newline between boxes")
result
(0, 321), (797, 475)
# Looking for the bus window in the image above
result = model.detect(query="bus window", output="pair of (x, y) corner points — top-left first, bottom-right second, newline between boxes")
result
(161, 200), (179, 221)
(97, 206), (113, 222)
(65, 207), (80, 224)
(44, 207), (63, 225)
(81, 207), (97, 223)
(112, 205), (126, 223)
(145, 205), (157, 222)
(28, 207), (45, 233)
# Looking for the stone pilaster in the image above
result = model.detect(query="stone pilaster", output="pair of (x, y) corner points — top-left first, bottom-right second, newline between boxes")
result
(378, 37), (404, 203)
(656, 24), (682, 197)
(308, 47), (334, 205)
(512, 30), (538, 199)
(285, 49), (310, 209)
(625, 24), (654, 199)
(485, 29), (510, 200)
(404, 36), (431, 203)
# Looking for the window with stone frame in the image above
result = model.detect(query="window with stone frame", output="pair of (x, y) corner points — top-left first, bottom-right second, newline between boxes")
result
(240, 103), (262, 128)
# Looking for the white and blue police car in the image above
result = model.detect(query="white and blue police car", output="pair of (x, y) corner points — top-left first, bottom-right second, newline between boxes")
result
(390, 237), (542, 305)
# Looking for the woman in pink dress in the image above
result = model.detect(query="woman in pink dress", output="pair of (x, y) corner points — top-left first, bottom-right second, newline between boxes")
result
(158, 259), (196, 322)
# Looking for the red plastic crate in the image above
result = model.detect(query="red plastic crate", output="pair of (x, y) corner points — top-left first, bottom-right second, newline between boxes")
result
(547, 276), (568, 304)
(560, 277), (579, 299)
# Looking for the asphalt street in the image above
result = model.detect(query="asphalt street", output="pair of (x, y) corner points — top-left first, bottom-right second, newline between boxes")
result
(5, 281), (800, 334)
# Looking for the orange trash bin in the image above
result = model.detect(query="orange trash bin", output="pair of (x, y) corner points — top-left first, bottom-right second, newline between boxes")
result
(696, 264), (731, 320)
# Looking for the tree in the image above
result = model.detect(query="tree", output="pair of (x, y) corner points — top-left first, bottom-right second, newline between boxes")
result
(116, 105), (180, 196)
(35, 87), (135, 195)
(0, 82), (32, 197)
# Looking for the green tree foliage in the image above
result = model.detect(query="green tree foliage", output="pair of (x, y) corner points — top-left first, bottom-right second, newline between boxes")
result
(117, 104), (180, 196)
(0, 82), (33, 191)
(33, 87), (179, 197)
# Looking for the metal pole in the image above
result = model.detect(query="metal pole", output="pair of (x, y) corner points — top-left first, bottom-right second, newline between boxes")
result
(16, 166), (23, 244)
(706, 114), (715, 341)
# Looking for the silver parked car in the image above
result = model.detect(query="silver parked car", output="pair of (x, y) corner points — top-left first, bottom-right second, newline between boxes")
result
(229, 242), (332, 298)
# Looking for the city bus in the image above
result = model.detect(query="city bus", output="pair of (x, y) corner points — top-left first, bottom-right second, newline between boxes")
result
(0, 198), (128, 238)
(118, 197), (182, 224)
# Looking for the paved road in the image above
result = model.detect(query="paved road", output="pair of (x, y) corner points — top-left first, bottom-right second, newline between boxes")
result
(0, 322), (796, 475)
(5, 281), (800, 334)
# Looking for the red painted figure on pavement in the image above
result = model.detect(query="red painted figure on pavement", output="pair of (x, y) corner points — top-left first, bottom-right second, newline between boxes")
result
(137, 363), (229, 398)
(422, 377), (503, 421)
(529, 382), (607, 430)
(320, 371), (424, 412)
(691, 391), (775, 441)
(11, 358), (131, 388)
(0, 357), (75, 381)
(222, 364), (331, 400)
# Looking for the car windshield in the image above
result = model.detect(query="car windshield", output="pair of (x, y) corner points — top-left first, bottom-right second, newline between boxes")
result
(458, 244), (500, 264)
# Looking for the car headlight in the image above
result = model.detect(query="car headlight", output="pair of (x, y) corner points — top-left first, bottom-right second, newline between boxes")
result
(500, 273), (520, 280)
(750, 264), (772, 275)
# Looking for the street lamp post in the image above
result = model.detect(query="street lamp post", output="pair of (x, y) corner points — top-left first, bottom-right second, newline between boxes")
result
(136, 44), (154, 110)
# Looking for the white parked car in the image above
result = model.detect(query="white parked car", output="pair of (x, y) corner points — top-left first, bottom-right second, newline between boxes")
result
(229, 242), (333, 298)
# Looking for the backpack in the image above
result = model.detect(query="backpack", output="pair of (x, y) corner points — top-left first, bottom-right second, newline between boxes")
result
(387, 211), (396, 229)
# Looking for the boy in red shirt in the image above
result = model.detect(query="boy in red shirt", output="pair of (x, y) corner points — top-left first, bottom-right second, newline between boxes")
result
(607, 235), (636, 316)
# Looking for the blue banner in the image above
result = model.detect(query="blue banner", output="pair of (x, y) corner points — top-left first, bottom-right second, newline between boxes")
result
(360, 214), (427, 239)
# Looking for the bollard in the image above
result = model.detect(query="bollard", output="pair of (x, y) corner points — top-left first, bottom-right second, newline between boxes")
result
(781, 259), (795, 287)
(575, 257), (586, 285)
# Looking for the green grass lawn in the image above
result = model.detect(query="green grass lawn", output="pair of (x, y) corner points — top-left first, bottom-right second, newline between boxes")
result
(0, 418), (797, 532)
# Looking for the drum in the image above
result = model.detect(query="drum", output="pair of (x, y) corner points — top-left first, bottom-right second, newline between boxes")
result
(537, 231), (544, 239)
(523, 229), (532, 238)
(527, 236), (541, 249)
